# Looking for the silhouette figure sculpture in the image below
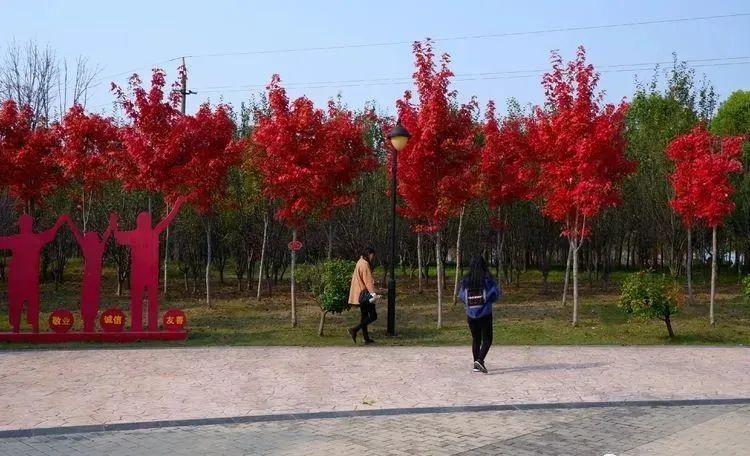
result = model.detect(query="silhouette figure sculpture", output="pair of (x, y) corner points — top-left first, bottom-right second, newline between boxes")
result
(0, 215), (68, 333)
(66, 215), (117, 332)
(113, 197), (185, 331)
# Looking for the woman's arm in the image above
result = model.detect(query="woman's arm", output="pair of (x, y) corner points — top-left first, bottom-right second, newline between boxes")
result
(361, 261), (377, 294)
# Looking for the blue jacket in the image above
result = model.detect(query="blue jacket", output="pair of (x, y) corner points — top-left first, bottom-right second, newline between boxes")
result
(458, 276), (500, 319)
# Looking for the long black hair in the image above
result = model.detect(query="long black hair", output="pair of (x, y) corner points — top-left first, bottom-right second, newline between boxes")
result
(463, 256), (490, 289)
(361, 246), (376, 268)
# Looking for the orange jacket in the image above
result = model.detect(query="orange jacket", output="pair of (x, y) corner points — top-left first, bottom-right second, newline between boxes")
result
(348, 257), (376, 305)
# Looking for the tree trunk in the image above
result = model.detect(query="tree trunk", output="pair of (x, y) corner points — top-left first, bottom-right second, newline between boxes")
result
(81, 189), (88, 233)
(290, 229), (298, 328)
(572, 239), (579, 327)
(257, 214), (268, 301)
(710, 226), (717, 326)
(495, 230), (501, 279)
(435, 231), (444, 329)
(327, 221), (333, 260)
(734, 243), (742, 285)
(318, 310), (327, 337)
(162, 201), (171, 295)
(205, 217), (212, 308)
(247, 251), (253, 293)
(452, 207), (466, 306)
(562, 243), (573, 306)
(687, 226), (693, 305)
(417, 233), (424, 294)
(664, 315), (675, 338)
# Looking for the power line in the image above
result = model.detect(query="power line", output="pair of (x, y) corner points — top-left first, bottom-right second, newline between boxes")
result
(190, 56), (750, 93)
(182, 12), (750, 59)
(60, 12), (750, 98)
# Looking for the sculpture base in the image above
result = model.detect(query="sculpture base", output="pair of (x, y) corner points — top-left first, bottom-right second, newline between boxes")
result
(0, 331), (187, 344)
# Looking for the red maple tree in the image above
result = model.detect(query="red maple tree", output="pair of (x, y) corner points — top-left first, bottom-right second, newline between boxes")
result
(57, 104), (121, 230)
(480, 101), (537, 282)
(526, 47), (633, 325)
(480, 100), (536, 209)
(170, 102), (244, 308)
(111, 68), (184, 195)
(252, 75), (375, 326)
(667, 124), (744, 323)
(0, 100), (64, 212)
(393, 39), (480, 327)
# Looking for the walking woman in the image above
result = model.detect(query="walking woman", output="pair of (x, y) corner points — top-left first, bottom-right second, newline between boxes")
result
(458, 256), (501, 373)
(347, 247), (379, 345)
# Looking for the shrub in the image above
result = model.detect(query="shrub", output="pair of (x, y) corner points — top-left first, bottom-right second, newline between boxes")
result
(619, 271), (682, 338)
(299, 259), (353, 336)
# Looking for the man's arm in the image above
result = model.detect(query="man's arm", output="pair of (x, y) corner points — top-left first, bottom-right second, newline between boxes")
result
(64, 218), (84, 245)
(110, 214), (132, 244)
(41, 215), (69, 244)
(100, 214), (117, 244)
(155, 196), (186, 234)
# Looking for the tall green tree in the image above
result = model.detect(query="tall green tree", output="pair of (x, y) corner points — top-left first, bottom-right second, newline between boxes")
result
(711, 90), (750, 281)
(622, 57), (715, 283)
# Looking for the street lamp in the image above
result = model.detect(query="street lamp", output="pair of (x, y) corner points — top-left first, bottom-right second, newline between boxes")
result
(386, 121), (410, 336)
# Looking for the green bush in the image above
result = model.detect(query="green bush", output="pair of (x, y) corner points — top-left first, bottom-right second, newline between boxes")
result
(743, 275), (750, 302)
(299, 259), (353, 336)
(619, 271), (682, 338)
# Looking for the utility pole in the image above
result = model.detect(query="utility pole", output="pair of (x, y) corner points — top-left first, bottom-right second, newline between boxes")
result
(165, 57), (196, 295)
(179, 56), (196, 114)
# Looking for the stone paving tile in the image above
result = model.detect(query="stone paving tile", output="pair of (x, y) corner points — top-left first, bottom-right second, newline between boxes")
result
(1, 405), (748, 455)
(1, 346), (748, 431)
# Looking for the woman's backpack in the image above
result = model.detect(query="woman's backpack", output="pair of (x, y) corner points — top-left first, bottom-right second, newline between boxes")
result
(460, 277), (499, 320)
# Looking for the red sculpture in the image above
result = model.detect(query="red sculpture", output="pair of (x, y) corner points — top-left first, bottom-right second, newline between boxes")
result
(112, 197), (186, 332)
(65, 215), (116, 332)
(0, 214), (67, 333)
(0, 199), (188, 343)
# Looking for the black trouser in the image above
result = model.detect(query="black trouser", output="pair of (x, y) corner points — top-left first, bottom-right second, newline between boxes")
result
(468, 314), (493, 363)
(351, 302), (377, 340)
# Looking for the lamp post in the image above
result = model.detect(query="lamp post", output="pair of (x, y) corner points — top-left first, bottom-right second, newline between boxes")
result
(386, 121), (410, 336)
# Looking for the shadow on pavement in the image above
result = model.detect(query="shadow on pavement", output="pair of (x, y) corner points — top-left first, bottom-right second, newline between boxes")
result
(489, 361), (609, 375)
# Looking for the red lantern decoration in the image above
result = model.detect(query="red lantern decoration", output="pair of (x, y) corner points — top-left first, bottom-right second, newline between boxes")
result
(48, 309), (74, 333)
(100, 309), (126, 332)
(162, 309), (186, 331)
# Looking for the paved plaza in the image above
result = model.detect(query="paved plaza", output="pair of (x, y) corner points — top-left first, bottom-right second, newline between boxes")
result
(0, 346), (748, 454)
(1, 403), (749, 455)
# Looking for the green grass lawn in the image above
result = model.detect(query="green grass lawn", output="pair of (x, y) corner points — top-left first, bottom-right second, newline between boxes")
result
(1, 261), (748, 348)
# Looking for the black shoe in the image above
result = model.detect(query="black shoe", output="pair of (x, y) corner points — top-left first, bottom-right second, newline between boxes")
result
(364, 338), (375, 345)
(477, 360), (488, 374)
(472, 361), (481, 373)
(347, 328), (357, 344)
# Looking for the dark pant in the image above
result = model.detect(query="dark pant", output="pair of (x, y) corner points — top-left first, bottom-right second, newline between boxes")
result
(468, 314), (493, 363)
(352, 302), (377, 340)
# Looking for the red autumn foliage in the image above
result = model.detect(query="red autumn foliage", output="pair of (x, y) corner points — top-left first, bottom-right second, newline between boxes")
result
(112, 67), (242, 212)
(57, 104), (121, 192)
(172, 103), (244, 214)
(111, 68), (184, 195)
(393, 39), (479, 233)
(526, 46), (633, 240)
(252, 75), (375, 229)
(0, 100), (64, 208)
(667, 124), (744, 228)
(480, 100), (536, 210)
